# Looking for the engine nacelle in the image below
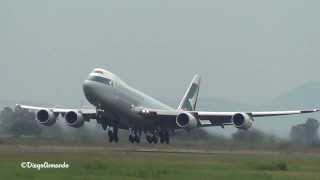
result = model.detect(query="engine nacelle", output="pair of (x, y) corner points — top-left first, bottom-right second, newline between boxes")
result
(232, 113), (253, 130)
(65, 111), (84, 128)
(36, 109), (57, 126)
(176, 112), (198, 128)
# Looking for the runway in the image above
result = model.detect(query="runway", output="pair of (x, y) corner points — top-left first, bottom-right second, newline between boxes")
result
(0, 144), (313, 156)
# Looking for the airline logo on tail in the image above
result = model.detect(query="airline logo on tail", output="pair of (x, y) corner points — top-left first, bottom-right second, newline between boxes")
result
(178, 75), (201, 111)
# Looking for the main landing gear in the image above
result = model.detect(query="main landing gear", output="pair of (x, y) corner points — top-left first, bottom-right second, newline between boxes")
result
(145, 132), (158, 144)
(129, 129), (141, 144)
(103, 126), (171, 144)
(159, 130), (170, 144)
(144, 130), (170, 144)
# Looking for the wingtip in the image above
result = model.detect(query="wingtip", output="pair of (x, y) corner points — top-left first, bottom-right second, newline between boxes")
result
(193, 74), (201, 83)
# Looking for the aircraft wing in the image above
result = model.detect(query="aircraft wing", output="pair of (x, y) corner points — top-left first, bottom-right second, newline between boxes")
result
(137, 108), (320, 128)
(16, 104), (97, 120)
(249, 109), (320, 117)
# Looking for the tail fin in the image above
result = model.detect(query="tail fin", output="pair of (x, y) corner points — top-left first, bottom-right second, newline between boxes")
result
(178, 74), (201, 111)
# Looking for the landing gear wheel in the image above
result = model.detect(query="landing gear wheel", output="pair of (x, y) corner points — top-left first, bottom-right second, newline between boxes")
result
(146, 135), (153, 144)
(128, 129), (141, 144)
(129, 135), (135, 144)
(114, 135), (119, 143)
(159, 131), (164, 144)
(113, 128), (119, 143)
(152, 135), (158, 144)
(134, 130), (141, 143)
(164, 131), (170, 144)
(108, 130), (114, 143)
(134, 136), (140, 143)
(165, 136), (170, 144)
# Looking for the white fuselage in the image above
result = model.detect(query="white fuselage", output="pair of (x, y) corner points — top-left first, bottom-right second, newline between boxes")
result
(82, 69), (173, 130)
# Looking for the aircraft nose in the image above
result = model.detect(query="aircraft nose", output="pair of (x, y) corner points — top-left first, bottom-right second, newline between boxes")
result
(83, 80), (97, 103)
(83, 80), (91, 93)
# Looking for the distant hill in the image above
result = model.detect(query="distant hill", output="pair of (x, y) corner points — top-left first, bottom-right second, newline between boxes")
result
(254, 81), (320, 138)
(198, 97), (253, 112)
(0, 100), (21, 110)
(271, 81), (320, 109)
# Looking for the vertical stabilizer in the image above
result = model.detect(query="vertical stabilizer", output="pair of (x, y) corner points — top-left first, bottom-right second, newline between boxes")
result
(178, 75), (201, 111)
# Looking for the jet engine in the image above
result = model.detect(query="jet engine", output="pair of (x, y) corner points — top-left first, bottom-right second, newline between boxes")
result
(65, 111), (85, 128)
(232, 113), (253, 130)
(176, 112), (198, 128)
(36, 109), (57, 126)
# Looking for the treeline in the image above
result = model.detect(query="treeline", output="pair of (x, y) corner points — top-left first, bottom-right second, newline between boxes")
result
(173, 128), (281, 147)
(0, 106), (319, 147)
(290, 118), (319, 145)
(174, 118), (320, 147)
(0, 107), (41, 136)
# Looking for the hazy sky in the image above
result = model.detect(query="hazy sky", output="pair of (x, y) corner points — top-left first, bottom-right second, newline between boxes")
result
(1, 0), (320, 107)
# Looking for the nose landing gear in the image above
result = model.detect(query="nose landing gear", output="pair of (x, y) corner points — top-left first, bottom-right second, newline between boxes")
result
(106, 126), (119, 143)
(97, 105), (120, 143)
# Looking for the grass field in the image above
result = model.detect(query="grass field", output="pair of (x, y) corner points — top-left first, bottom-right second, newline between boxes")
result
(1, 145), (320, 180)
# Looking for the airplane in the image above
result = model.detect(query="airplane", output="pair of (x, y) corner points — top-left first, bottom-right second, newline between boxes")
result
(17, 68), (320, 144)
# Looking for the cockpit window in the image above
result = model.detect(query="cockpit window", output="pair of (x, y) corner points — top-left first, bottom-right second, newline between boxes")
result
(89, 76), (112, 86)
